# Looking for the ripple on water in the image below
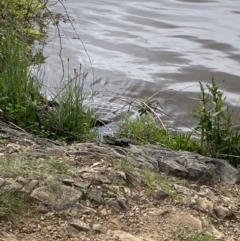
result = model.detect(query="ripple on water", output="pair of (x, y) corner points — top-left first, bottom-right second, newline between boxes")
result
(44, 0), (240, 129)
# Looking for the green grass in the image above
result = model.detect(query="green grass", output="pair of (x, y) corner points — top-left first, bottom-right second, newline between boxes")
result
(0, 191), (31, 220)
(118, 114), (202, 153)
(0, 29), (98, 142)
(0, 157), (73, 180)
(45, 80), (98, 142)
(0, 31), (43, 133)
(173, 228), (214, 241)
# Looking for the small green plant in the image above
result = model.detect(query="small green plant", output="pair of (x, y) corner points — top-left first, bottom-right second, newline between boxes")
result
(206, 216), (216, 226)
(66, 169), (77, 177)
(107, 190), (115, 198)
(192, 78), (240, 166)
(81, 188), (94, 201)
(180, 179), (190, 187)
(173, 228), (213, 241)
(118, 114), (167, 145)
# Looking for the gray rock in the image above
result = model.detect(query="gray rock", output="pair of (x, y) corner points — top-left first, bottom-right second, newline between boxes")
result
(71, 203), (97, 215)
(174, 184), (196, 196)
(0, 177), (5, 187)
(0, 232), (19, 241)
(16, 176), (28, 184)
(151, 189), (169, 201)
(89, 189), (103, 203)
(130, 145), (240, 185)
(30, 185), (82, 211)
(193, 196), (214, 214)
(81, 172), (111, 184)
(21, 180), (39, 194)
(92, 223), (107, 233)
(108, 198), (128, 213)
(170, 213), (202, 231)
(68, 143), (240, 185)
(69, 218), (91, 232)
(1, 179), (22, 192)
(213, 205), (236, 220)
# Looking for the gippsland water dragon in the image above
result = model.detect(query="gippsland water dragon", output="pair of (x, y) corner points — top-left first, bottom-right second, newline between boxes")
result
(102, 135), (139, 147)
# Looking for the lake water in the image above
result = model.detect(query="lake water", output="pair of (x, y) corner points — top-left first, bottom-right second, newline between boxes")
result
(44, 0), (240, 132)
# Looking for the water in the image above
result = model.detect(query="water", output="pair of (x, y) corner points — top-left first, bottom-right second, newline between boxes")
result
(44, 0), (240, 131)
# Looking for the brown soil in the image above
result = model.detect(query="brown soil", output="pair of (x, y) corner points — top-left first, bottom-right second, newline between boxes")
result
(0, 133), (239, 241)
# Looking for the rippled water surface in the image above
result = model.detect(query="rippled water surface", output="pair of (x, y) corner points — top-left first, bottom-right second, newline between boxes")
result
(44, 0), (240, 129)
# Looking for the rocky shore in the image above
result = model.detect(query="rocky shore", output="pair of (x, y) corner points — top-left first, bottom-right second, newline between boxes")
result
(0, 130), (240, 241)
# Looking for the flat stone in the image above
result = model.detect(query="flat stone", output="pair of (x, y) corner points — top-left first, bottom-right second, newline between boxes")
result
(69, 218), (91, 232)
(174, 184), (196, 196)
(170, 213), (202, 231)
(109, 230), (155, 241)
(81, 172), (111, 184)
(30, 185), (82, 211)
(21, 180), (39, 194)
(1, 179), (22, 192)
(71, 203), (97, 215)
(16, 176), (28, 184)
(92, 223), (107, 233)
(151, 189), (169, 201)
(0, 231), (19, 241)
(0, 177), (5, 187)
(89, 189), (102, 203)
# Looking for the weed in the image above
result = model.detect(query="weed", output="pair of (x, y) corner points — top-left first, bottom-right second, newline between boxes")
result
(46, 80), (98, 142)
(0, 191), (31, 220)
(107, 190), (115, 198)
(48, 160), (68, 173)
(206, 216), (217, 226)
(0, 157), (74, 181)
(118, 114), (200, 152)
(81, 188), (94, 201)
(47, 182), (62, 197)
(0, 28), (98, 143)
(118, 78), (240, 166)
(0, 32), (44, 134)
(66, 169), (77, 177)
(118, 114), (167, 145)
(192, 78), (240, 166)
(155, 173), (176, 199)
(0, 158), (35, 178)
(180, 179), (190, 187)
(173, 228), (213, 241)
(119, 155), (132, 172)
(118, 156), (142, 188)
(139, 168), (157, 190)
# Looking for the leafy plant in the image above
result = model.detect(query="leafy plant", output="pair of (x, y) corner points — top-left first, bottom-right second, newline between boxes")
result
(0, 0), (48, 43)
(191, 78), (240, 166)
